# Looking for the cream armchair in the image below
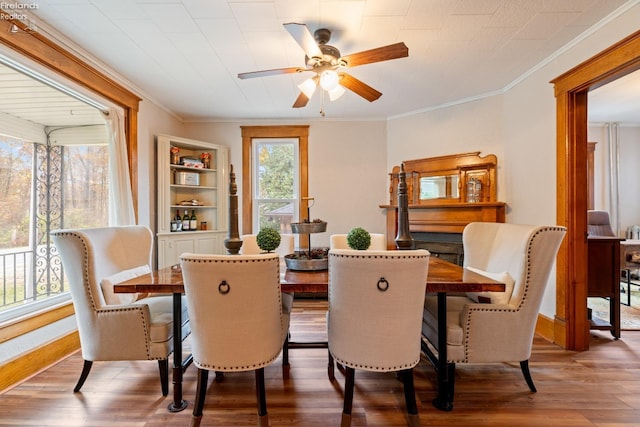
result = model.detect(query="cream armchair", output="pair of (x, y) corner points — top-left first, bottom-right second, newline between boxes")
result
(422, 222), (566, 410)
(240, 233), (295, 257)
(180, 253), (290, 427)
(51, 226), (189, 396)
(328, 249), (430, 427)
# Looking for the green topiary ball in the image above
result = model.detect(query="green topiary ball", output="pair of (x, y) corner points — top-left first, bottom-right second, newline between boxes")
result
(347, 227), (371, 250)
(256, 227), (281, 252)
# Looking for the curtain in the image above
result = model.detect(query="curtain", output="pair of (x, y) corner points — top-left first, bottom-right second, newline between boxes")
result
(606, 122), (620, 236)
(103, 107), (135, 225)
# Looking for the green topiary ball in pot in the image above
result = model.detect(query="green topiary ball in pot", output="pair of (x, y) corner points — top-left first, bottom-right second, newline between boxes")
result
(256, 227), (281, 253)
(347, 227), (371, 250)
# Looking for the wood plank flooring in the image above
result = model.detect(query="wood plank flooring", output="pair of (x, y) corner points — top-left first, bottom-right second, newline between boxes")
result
(2, 300), (640, 426)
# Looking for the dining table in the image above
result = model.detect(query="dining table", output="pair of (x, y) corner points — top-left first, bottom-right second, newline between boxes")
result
(114, 256), (504, 413)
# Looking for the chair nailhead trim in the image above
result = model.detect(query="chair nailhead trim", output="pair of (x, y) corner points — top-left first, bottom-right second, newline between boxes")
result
(331, 355), (420, 372)
(462, 226), (565, 362)
(51, 231), (154, 359)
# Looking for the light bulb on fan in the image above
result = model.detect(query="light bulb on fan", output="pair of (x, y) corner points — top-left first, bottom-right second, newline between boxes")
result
(319, 70), (339, 90)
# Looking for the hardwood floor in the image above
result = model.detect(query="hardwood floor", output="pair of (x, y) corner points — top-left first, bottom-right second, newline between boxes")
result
(2, 300), (640, 426)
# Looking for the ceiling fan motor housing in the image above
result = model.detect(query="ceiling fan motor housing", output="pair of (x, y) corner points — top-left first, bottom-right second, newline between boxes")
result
(306, 44), (342, 67)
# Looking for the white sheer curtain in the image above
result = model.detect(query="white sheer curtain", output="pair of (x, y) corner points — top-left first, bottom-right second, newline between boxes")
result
(606, 122), (621, 236)
(103, 107), (135, 225)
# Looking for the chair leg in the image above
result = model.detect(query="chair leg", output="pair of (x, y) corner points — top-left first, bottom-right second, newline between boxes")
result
(341, 367), (355, 427)
(191, 368), (209, 427)
(401, 368), (421, 427)
(73, 360), (93, 392)
(255, 368), (269, 427)
(328, 350), (335, 381)
(520, 360), (537, 392)
(158, 359), (169, 396)
(282, 335), (290, 379)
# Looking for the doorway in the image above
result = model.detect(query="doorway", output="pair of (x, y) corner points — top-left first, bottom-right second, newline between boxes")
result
(552, 30), (640, 351)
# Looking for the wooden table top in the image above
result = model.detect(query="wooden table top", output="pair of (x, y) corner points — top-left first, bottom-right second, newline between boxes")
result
(114, 256), (504, 295)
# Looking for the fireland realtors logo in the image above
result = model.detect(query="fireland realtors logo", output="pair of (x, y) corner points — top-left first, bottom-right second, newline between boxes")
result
(1, 2), (39, 32)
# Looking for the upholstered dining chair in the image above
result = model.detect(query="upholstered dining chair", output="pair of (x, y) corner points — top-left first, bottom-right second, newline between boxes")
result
(180, 253), (291, 427)
(329, 233), (387, 250)
(50, 226), (190, 396)
(421, 222), (566, 408)
(327, 249), (430, 427)
(240, 233), (295, 257)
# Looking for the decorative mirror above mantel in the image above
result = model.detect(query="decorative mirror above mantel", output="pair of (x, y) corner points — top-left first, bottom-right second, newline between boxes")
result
(387, 152), (498, 206)
(380, 152), (506, 249)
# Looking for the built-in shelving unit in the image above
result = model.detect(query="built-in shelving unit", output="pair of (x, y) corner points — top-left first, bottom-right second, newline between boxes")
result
(156, 134), (229, 268)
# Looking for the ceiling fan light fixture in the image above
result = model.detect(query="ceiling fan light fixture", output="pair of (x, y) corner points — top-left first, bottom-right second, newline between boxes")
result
(319, 70), (339, 91)
(298, 77), (317, 98)
(328, 84), (345, 101)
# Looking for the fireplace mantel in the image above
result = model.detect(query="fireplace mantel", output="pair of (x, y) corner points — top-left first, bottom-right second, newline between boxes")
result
(382, 152), (506, 249)
(380, 202), (506, 248)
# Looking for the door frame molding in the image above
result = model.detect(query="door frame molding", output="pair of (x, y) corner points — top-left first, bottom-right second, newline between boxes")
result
(552, 30), (640, 350)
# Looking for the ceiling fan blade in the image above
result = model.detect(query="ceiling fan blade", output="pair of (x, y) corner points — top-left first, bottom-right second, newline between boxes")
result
(339, 73), (382, 102)
(283, 22), (323, 59)
(238, 67), (308, 79)
(292, 91), (310, 108)
(341, 42), (408, 67)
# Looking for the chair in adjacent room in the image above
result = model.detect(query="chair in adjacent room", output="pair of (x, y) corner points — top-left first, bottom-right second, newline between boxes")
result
(50, 226), (190, 396)
(587, 210), (616, 237)
(180, 253), (291, 427)
(327, 249), (430, 427)
(329, 233), (387, 250)
(421, 222), (566, 409)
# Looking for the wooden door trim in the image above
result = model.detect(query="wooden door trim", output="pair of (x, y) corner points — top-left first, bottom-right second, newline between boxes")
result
(551, 30), (640, 350)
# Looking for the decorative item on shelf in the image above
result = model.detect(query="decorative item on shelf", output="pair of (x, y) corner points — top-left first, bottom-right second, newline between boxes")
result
(174, 171), (200, 186)
(466, 178), (482, 203)
(178, 199), (203, 206)
(347, 227), (371, 250)
(200, 152), (212, 169)
(170, 146), (180, 165)
(256, 227), (281, 253)
(180, 156), (204, 168)
(224, 164), (243, 255)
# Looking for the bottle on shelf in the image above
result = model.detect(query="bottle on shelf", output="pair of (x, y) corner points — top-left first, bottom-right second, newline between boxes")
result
(174, 210), (182, 231)
(182, 209), (190, 231)
(190, 209), (197, 231)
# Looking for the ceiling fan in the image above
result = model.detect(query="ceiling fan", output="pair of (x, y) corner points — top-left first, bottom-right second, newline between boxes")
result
(237, 23), (409, 109)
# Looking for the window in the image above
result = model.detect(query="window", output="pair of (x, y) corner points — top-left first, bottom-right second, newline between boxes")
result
(0, 130), (108, 317)
(241, 125), (309, 239)
(252, 138), (298, 233)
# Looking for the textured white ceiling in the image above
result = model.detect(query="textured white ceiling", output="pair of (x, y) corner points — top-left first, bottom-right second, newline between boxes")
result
(3, 0), (639, 124)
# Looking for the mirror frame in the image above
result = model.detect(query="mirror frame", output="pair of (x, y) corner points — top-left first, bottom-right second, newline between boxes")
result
(388, 152), (498, 206)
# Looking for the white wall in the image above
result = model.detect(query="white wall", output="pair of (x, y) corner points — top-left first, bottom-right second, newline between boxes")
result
(387, 96), (506, 201)
(184, 120), (388, 248)
(136, 100), (185, 232)
(386, 4), (640, 318)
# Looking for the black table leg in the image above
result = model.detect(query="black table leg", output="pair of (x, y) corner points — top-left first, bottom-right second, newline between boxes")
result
(432, 291), (453, 411)
(167, 292), (188, 412)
